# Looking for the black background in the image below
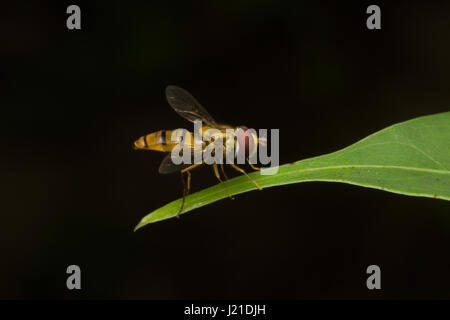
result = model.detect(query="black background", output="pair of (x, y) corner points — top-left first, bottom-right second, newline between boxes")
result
(1, 1), (449, 299)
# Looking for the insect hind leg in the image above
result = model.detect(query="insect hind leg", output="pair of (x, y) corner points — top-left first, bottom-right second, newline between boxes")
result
(178, 171), (187, 218)
(177, 163), (200, 218)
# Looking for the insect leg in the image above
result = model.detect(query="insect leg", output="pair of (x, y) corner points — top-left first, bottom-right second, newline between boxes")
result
(230, 164), (262, 190)
(186, 170), (191, 194)
(220, 164), (235, 199)
(181, 163), (203, 173)
(177, 163), (202, 218)
(220, 163), (230, 180)
(246, 157), (260, 171)
(178, 171), (187, 218)
(213, 163), (234, 200)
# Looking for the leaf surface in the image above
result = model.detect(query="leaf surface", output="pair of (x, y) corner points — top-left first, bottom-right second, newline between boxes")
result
(135, 112), (450, 230)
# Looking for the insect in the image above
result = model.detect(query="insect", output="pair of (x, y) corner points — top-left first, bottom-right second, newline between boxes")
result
(134, 85), (264, 216)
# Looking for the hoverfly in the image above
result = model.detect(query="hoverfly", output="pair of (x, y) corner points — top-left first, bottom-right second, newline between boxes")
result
(134, 85), (264, 216)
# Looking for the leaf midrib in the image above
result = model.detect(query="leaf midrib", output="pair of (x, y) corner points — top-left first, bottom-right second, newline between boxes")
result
(278, 164), (450, 176)
(182, 163), (450, 206)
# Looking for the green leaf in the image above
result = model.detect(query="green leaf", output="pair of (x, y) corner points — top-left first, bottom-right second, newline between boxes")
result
(134, 112), (450, 230)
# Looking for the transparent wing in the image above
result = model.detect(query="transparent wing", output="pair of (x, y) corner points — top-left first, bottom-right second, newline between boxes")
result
(165, 85), (217, 126)
(159, 153), (188, 174)
(158, 152), (201, 174)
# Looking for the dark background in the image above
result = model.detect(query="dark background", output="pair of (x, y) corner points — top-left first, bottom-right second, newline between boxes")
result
(1, 0), (449, 299)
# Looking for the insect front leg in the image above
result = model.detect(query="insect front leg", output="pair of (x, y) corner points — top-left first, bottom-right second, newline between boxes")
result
(246, 157), (261, 171)
(230, 164), (262, 191)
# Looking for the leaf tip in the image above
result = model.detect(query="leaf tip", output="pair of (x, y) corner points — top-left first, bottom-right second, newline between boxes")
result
(133, 219), (147, 232)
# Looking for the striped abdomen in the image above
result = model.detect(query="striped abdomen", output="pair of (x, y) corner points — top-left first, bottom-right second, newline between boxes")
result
(134, 130), (195, 152)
